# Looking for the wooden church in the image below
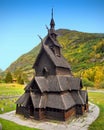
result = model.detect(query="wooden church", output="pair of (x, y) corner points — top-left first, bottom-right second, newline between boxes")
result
(16, 10), (88, 121)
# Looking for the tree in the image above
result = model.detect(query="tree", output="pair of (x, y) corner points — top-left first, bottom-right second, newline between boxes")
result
(5, 72), (13, 83)
(13, 69), (28, 84)
(94, 66), (104, 88)
(17, 75), (24, 84)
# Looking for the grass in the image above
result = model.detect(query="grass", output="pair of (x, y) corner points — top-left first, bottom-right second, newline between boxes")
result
(0, 83), (40, 130)
(0, 118), (39, 130)
(0, 98), (17, 114)
(88, 92), (104, 130)
(0, 83), (24, 96)
(0, 83), (24, 114)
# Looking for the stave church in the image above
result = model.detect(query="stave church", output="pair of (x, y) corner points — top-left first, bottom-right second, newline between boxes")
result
(16, 10), (88, 121)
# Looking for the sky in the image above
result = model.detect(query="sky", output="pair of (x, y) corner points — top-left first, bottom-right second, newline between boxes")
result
(0, 0), (104, 71)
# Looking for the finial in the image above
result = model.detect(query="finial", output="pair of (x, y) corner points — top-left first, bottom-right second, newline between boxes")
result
(50, 8), (55, 29)
(52, 8), (53, 19)
(38, 35), (44, 47)
(37, 35), (43, 42)
(45, 25), (49, 33)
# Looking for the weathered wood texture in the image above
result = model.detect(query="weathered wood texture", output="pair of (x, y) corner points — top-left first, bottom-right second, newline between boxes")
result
(56, 67), (71, 75)
(35, 52), (55, 76)
(16, 11), (88, 121)
(64, 107), (76, 120)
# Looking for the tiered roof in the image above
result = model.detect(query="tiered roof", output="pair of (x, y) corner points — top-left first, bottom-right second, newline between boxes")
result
(16, 75), (87, 110)
(16, 10), (88, 115)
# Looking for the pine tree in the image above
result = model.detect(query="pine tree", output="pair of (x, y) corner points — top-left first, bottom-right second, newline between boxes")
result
(17, 75), (24, 84)
(5, 72), (13, 83)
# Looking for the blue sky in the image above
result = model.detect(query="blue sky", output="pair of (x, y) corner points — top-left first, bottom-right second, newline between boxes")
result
(0, 0), (104, 71)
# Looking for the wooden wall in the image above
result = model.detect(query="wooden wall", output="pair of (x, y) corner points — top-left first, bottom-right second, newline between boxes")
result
(54, 46), (60, 56)
(16, 104), (89, 121)
(35, 52), (55, 76)
(84, 103), (89, 112)
(16, 106), (29, 118)
(64, 107), (76, 120)
(34, 110), (39, 120)
(39, 109), (46, 119)
(46, 111), (64, 121)
(56, 67), (71, 75)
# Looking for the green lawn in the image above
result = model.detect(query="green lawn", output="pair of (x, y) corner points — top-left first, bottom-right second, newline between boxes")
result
(0, 83), (39, 130)
(88, 92), (104, 130)
(0, 83), (24, 97)
(0, 118), (39, 130)
(0, 83), (24, 114)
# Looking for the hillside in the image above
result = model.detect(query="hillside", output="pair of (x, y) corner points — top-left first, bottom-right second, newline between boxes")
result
(5, 29), (104, 87)
(5, 44), (41, 76)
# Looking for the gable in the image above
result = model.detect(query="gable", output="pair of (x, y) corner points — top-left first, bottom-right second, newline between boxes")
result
(44, 36), (61, 57)
(33, 48), (55, 76)
(43, 44), (71, 69)
(45, 35), (61, 48)
(33, 34), (71, 72)
(16, 93), (30, 107)
(25, 78), (41, 93)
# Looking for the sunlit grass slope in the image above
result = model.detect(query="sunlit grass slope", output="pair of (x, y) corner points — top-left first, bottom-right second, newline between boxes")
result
(88, 92), (104, 130)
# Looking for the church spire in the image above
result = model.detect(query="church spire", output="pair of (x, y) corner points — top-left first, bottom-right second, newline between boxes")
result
(50, 8), (55, 29)
(52, 8), (53, 19)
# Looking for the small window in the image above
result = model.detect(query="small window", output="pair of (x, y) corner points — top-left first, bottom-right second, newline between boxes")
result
(50, 45), (55, 53)
(43, 67), (48, 77)
(54, 47), (60, 57)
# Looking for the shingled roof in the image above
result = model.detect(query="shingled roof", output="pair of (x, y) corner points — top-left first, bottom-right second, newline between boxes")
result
(45, 34), (61, 47)
(30, 92), (47, 108)
(46, 92), (76, 110)
(80, 90), (88, 103)
(35, 77), (49, 92)
(25, 76), (81, 93)
(20, 75), (83, 110)
(71, 91), (85, 105)
(24, 78), (35, 91)
(33, 34), (71, 69)
(16, 93), (30, 107)
(16, 10), (88, 121)
(43, 44), (70, 69)
(29, 92), (76, 110)
(16, 90), (86, 110)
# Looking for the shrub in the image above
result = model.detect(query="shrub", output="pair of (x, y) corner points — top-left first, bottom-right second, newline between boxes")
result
(96, 40), (104, 53)
(100, 81), (104, 88)
(5, 72), (13, 83)
(82, 78), (94, 87)
(17, 75), (24, 84)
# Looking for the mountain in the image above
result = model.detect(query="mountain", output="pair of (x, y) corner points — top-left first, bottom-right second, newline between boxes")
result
(5, 44), (41, 77)
(5, 29), (104, 87)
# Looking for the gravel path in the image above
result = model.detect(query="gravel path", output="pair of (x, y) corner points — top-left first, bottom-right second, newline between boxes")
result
(0, 102), (99, 130)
